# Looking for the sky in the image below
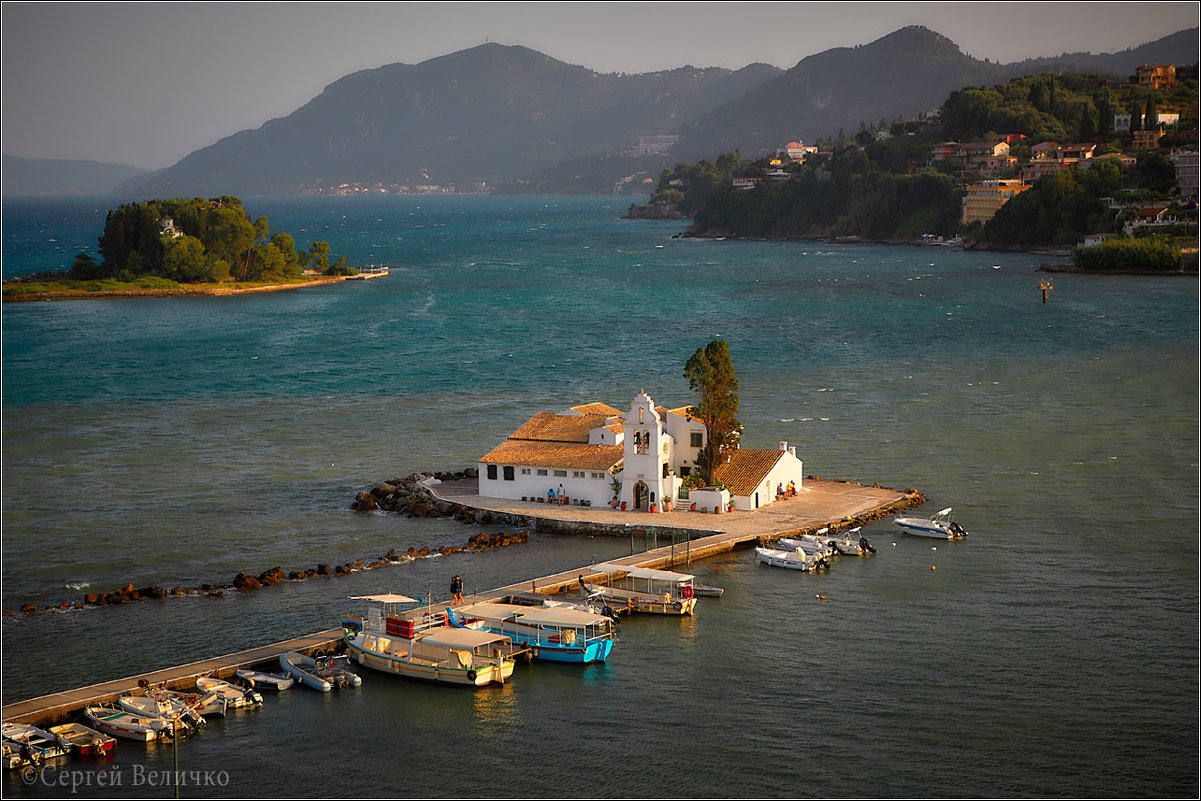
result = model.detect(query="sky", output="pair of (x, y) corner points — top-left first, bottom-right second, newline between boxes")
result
(3, 2), (1197, 170)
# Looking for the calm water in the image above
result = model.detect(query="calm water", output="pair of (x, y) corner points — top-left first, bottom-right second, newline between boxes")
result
(2, 195), (1198, 798)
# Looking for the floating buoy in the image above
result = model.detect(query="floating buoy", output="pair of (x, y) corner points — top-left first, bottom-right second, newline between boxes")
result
(930, 565), (937, 571)
(931, 546), (937, 551)
(815, 594), (827, 600)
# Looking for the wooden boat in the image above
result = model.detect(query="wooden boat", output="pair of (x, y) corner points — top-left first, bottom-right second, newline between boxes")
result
(2, 722), (70, 762)
(234, 668), (294, 690)
(450, 602), (615, 664)
(894, 507), (968, 539)
(161, 689), (228, 717)
(279, 651), (361, 691)
(581, 563), (698, 615)
(342, 594), (520, 686)
(81, 705), (169, 742)
(48, 723), (115, 758)
(119, 692), (206, 730)
(195, 676), (264, 707)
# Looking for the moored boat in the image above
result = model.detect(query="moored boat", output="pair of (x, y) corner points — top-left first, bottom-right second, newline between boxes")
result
(48, 723), (115, 759)
(894, 507), (968, 539)
(234, 668), (294, 691)
(82, 705), (168, 742)
(342, 594), (520, 686)
(581, 564), (698, 616)
(777, 532), (836, 558)
(196, 676), (265, 707)
(279, 651), (360, 691)
(119, 692), (205, 730)
(754, 546), (826, 571)
(450, 602), (615, 664)
(2, 722), (70, 762)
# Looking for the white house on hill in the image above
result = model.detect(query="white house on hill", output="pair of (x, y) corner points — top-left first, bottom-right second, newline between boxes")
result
(477, 391), (803, 512)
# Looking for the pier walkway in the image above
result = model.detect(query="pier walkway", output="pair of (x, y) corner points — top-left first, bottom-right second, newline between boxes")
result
(3, 478), (915, 727)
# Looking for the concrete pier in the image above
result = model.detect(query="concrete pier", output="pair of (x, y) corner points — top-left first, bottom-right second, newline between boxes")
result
(3, 477), (918, 727)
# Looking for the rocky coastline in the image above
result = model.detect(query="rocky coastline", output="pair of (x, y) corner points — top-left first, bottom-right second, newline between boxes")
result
(2, 274), (345, 303)
(3, 469), (526, 617)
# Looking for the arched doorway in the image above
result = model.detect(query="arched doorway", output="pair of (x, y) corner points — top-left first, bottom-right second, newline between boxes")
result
(634, 481), (649, 511)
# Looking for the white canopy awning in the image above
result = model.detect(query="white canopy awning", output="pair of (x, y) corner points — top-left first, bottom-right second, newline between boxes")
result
(516, 606), (608, 626)
(348, 593), (420, 604)
(593, 562), (694, 582)
(421, 627), (509, 649)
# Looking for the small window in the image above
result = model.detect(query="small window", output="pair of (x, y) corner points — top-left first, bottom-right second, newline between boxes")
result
(680, 466), (691, 477)
(690, 432), (703, 448)
(486, 464), (497, 480)
(503, 466), (515, 481)
(591, 472), (604, 479)
(553, 470), (567, 477)
(573, 471), (585, 478)
(536, 469), (548, 476)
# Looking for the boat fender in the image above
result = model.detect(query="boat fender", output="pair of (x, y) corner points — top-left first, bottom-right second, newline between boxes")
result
(466, 669), (477, 682)
(673, 600), (682, 611)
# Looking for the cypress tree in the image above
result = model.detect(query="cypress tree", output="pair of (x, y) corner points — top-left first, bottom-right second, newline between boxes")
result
(683, 340), (742, 483)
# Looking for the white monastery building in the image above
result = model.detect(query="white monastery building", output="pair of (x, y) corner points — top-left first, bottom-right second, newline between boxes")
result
(477, 391), (804, 513)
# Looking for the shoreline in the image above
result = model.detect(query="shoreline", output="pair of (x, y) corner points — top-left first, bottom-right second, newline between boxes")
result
(2, 276), (346, 303)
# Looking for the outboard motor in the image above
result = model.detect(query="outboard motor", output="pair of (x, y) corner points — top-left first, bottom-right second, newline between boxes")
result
(860, 536), (876, 554)
(950, 522), (967, 537)
(601, 604), (620, 624)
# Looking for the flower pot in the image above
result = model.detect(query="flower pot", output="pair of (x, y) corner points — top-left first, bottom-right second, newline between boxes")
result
(620, 502), (627, 511)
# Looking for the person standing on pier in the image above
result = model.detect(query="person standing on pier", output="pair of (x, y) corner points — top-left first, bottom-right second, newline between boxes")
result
(450, 574), (464, 605)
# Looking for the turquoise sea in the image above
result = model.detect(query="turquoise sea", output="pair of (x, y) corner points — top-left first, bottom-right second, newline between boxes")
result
(2, 195), (1198, 798)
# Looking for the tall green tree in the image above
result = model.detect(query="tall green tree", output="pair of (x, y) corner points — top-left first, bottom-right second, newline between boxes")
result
(683, 340), (741, 484)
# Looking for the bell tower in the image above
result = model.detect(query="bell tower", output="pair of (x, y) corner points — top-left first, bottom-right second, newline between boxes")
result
(621, 390), (664, 511)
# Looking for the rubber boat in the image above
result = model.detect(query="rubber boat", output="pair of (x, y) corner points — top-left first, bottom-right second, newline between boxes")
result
(449, 602), (615, 664)
(580, 563), (698, 616)
(341, 594), (520, 686)
(234, 668), (294, 691)
(82, 705), (170, 742)
(280, 651), (361, 691)
(754, 546), (827, 571)
(48, 723), (116, 758)
(893, 507), (969, 539)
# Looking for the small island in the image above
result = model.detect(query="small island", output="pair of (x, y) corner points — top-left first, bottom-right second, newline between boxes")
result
(3, 196), (359, 302)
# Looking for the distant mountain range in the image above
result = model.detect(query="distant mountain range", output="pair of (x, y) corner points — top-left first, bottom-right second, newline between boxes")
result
(2, 155), (147, 197)
(7, 25), (1197, 197)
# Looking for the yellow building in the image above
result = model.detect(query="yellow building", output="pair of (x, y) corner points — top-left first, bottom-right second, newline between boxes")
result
(961, 179), (1030, 225)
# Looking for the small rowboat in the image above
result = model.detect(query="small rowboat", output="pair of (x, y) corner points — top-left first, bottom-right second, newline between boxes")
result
(2, 722), (70, 762)
(48, 723), (115, 759)
(82, 705), (169, 742)
(196, 676), (263, 708)
(234, 668), (294, 691)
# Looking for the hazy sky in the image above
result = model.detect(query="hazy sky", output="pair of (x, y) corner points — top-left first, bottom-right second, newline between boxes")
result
(3, 2), (1197, 170)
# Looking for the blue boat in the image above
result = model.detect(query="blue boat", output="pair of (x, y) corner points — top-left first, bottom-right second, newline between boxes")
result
(449, 603), (615, 664)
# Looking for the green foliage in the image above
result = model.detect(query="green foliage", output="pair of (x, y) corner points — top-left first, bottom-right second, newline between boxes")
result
(1071, 236), (1182, 272)
(91, 197), (326, 284)
(983, 161), (1122, 247)
(683, 340), (741, 484)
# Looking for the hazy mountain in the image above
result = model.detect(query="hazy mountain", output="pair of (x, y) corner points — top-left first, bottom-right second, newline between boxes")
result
(2, 154), (147, 196)
(672, 25), (1199, 162)
(122, 44), (781, 196)
(119, 27), (1196, 197)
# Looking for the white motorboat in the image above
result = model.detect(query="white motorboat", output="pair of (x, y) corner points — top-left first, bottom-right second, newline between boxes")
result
(82, 705), (170, 742)
(196, 676), (264, 707)
(894, 507), (968, 539)
(280, 651), (361, 691)
(754, 546), (826, 571)
(341, 594), (519, 686)
(161, 689), (228, 717)
(48, 723), (116, 759)
(776, 533), (835, 558)
(2, 722), (70, 762)
(120, 690), (206, 729)
(580, 564), (698, 615)
(234, 668), (294, 691)
(824, 527), (876, 556)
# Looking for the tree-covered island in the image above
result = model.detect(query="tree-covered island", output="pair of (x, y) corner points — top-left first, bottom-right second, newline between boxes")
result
(4, 196), (358, 300)
(642, 68), (1198, 274)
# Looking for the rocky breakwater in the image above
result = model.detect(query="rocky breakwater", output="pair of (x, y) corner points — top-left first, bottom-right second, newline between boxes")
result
(3, 468), (529, 617)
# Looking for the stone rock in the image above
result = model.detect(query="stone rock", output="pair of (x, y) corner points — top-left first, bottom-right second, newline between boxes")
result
(84, 593), (101, 605)
(258, 566), (286, 586)
(171, 587), (184, 596)
(233, 572), (261, 591)
(317, 564), (332, 576)
(385, 548), (399, 561)
(21, 603), (37, 615)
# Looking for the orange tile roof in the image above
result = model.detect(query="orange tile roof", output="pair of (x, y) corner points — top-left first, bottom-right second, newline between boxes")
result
(478, 439), (623, 471)
(508, 411), (611, 443)
(711, 448), (786, 497)
(571, 402), (622, 416)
